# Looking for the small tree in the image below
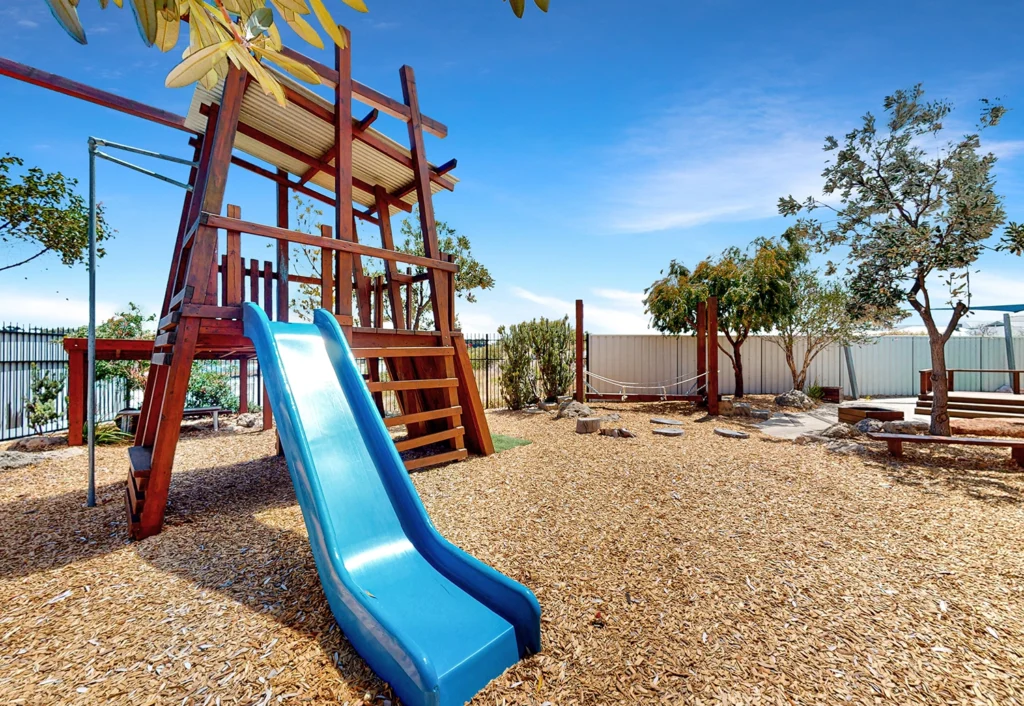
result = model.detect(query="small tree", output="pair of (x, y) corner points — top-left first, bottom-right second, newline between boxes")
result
(528, 316), (575, 401)
(644, 232), (805, 397)
(187, 363), (238, 411)
(780, 85), (1024, 434)
(67, 303), (155, 409)
(497, 322), (537, 410)
(773, 271), (896, 391)
(0, 154), (111, 274)
(25, 364), (65, 435)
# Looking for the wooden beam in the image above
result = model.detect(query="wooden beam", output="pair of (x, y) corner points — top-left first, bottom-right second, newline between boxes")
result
(707, 296), (719, 416)
(575, 299), (584, 402)
(276, 170), (290, 322)
(335, 33), (354, 339)
(202, 214), (457, 272)
(0, 57), (196, 134)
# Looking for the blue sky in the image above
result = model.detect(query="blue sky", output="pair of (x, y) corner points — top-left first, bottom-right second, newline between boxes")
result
(1, 0), (1023, 332)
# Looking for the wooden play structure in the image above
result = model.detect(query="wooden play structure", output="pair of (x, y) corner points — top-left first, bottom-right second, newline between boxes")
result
(574, 297), (720, 415)
(1, 37), (493, 539)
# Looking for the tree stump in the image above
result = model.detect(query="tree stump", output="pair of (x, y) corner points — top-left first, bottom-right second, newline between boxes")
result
(576, 417), (602, 434)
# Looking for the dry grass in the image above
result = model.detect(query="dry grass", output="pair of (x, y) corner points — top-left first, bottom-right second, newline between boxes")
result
(1, 403), (1023, 705)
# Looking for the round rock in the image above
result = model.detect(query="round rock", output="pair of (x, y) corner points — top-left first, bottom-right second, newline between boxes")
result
(714, 428), (749, 439)
(650, 417), (684, 426)
(652, 427), (685, 437)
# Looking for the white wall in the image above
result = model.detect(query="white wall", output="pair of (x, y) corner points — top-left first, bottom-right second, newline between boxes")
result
(586, 334), (1024, 397)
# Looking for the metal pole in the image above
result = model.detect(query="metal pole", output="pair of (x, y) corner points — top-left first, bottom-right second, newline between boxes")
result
(86, 138), (97, 508)
(1004, 314), (1016, 386)
(843, 345), (859, 401)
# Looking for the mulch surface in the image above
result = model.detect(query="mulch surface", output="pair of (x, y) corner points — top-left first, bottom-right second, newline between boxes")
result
(1, 402), (1023, 705)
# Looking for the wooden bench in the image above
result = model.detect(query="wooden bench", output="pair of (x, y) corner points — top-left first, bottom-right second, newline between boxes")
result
(116, 406), (227, 433)
(867, 432), (1024, 467)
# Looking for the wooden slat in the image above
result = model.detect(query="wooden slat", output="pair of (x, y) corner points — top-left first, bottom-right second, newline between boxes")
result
(351, 346), (453, 359)
(404, 448), (468, 471)
(394, 426), (464, 452)
(127, 469), (146, 509)
(151, 352), (173, 366)
(367, 378), (459, 393)
(154, 332), (176, 348)
(868, 433), (1024, 447)
(201, 214), (457, 272)
(225, 205), (243, 305)
(383, 406), (462, 428)
(128, 445), (152, 476)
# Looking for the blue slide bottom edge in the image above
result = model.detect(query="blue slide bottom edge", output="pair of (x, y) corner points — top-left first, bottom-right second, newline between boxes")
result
(242, 304), (541, 706)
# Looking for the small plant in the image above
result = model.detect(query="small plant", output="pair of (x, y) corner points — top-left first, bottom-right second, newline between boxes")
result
(24, 364), (65, 435)
(806, 380), (824, 401)
(94, 422), (132, 445)
(497, 322), (537, 410)
(187, 364), (238, 411)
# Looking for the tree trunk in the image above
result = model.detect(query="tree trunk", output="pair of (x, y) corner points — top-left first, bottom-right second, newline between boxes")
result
(928, 334), (952, 436)
(732, 343), (744, 398)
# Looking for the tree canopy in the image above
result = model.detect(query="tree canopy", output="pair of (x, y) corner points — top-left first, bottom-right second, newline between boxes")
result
(780, 85), (1022, 434)
(644, 230), (805, 397)
(43, 0), (549, 106)
(0, 154), (111, 274)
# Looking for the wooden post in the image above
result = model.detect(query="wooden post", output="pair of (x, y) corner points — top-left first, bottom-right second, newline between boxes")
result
(707, 296), (719, 416)
(225, 204), (242, 305)
(67, 350), (85, 446)
(399, 64), (449, 343)
(405, 266), (413, 330)
(374, 186), (405, 329)
(920, 370), (930, 396)
(275, 171), (290, 322)
(575, 299), (584, 402)
(696, 301), (707, 398)
(334, 31), (354, 339)
(238, 356), (249, 414)
(1014, 371), (1021, 396)
(320, 224), (334, 311)
(947, 369), (955, 393)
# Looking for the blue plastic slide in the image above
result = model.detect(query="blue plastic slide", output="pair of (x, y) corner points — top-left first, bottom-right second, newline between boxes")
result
(243, 304), (541, 706)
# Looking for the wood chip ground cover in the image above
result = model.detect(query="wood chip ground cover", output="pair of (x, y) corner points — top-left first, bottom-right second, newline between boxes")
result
(1, 402), (1022, 704)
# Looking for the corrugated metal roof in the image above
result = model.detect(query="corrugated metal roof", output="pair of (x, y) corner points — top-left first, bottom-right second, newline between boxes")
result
(183, 71), (455, 216)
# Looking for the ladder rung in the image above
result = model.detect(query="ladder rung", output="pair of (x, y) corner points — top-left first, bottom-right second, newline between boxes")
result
(394, 426), (464, 452)
(127, 469), (145, 509)
(129, 446), (152, 476)
(367, 378), (458, 393)
(158, 311), (181, 331)
(151, 352), (173, 366)
(384, 406), (462, 428)
(352, 347), (454, 359)
(154, 332), (176, 348)
(404, 448), (468, 471)
(168, 285), (193, 311)
(124, 487), (140, 527)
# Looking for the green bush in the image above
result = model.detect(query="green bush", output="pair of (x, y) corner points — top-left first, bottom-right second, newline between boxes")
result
(528, 316), (574, 401)
(497, 322), (537, 410)
(806, 380), (824, 401)
(25, 364), (65, 435)
(187, 364), (238, 411)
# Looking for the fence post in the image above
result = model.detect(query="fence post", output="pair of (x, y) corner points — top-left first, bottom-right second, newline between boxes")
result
(575, 299), (584, 402)
(484, 334), (490, 409)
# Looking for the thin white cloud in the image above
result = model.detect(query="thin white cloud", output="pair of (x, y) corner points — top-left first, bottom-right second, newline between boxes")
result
(17, 19), (38, 28)
(595, 87), (832, 234)
(0, 291), (119, 328)
(509, 286), (651, 334)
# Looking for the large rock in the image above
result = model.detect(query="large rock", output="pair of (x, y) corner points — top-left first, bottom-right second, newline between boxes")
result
(0, 451), (37, 470)
(751, 409), (772, 420)
(576, 417), (602, 434)
(235, 413), (262, 429)
(732, 402), (752, 417)
(951, 417), (1024, 438)
(556, 400), (594, 420)
(854, 418), (885, 434)
(826, 440), (868, 455)
(9, 435), (65, 453)
(820, 422), (860, 439)
(881, 419), (930, 435)
(775, 389), (815, 410)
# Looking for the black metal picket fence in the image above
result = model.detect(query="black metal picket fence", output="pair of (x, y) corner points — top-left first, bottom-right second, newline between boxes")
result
(0, 326), (527, 442)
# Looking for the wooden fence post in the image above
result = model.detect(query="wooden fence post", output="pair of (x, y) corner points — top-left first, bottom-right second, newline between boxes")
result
(575, 299), (584, 402)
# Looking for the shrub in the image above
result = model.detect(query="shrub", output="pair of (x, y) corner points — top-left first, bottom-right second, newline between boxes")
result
(25, 364), (65, 435)
(528, 316), (575, 401)
(806, 380), (824, 401)
(187, 364), (238, 411)
(497, 322), (537, 410)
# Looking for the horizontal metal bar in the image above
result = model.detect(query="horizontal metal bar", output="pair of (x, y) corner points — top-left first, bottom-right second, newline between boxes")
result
(94, 152), (193, 191)
(92, 138), (198, 167)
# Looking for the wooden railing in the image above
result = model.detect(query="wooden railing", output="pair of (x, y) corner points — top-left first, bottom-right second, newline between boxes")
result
(919, 369), (1022, 395)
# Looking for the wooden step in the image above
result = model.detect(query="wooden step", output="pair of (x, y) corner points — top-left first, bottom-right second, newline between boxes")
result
(915, 406), (1024, 420)
(351, 346), (454, 359)
(384, 406), (462, 428)
(154, 331), (176, 348)
(129, 446), (152, 479)
(158, 311), (181, 331)
(367, 378), (459, 393)
(168, 286), (193, 312)
(127, 469), (145, 510)
(151, 352), (173, 366)
(404, 448), (468, 472)
(394, 426), (464, 452)
(124, 486), (140, 530)
(917, 400), (1024, 415)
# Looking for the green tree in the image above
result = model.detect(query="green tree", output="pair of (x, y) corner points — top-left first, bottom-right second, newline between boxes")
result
(644, 232), (805, 397)
(0, 154), (111, 274)
(772, 271), (897, 391)
(186, 363), (238, 411)
(398, 208), (494, 331)
(779, 85), (1023, 435)
(67, 303), (155, 408)
(527, 316), (574, 401)
(497, 321), (537, 410)
(25, 363), (66, 435)
(43, 0), (548, 106)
